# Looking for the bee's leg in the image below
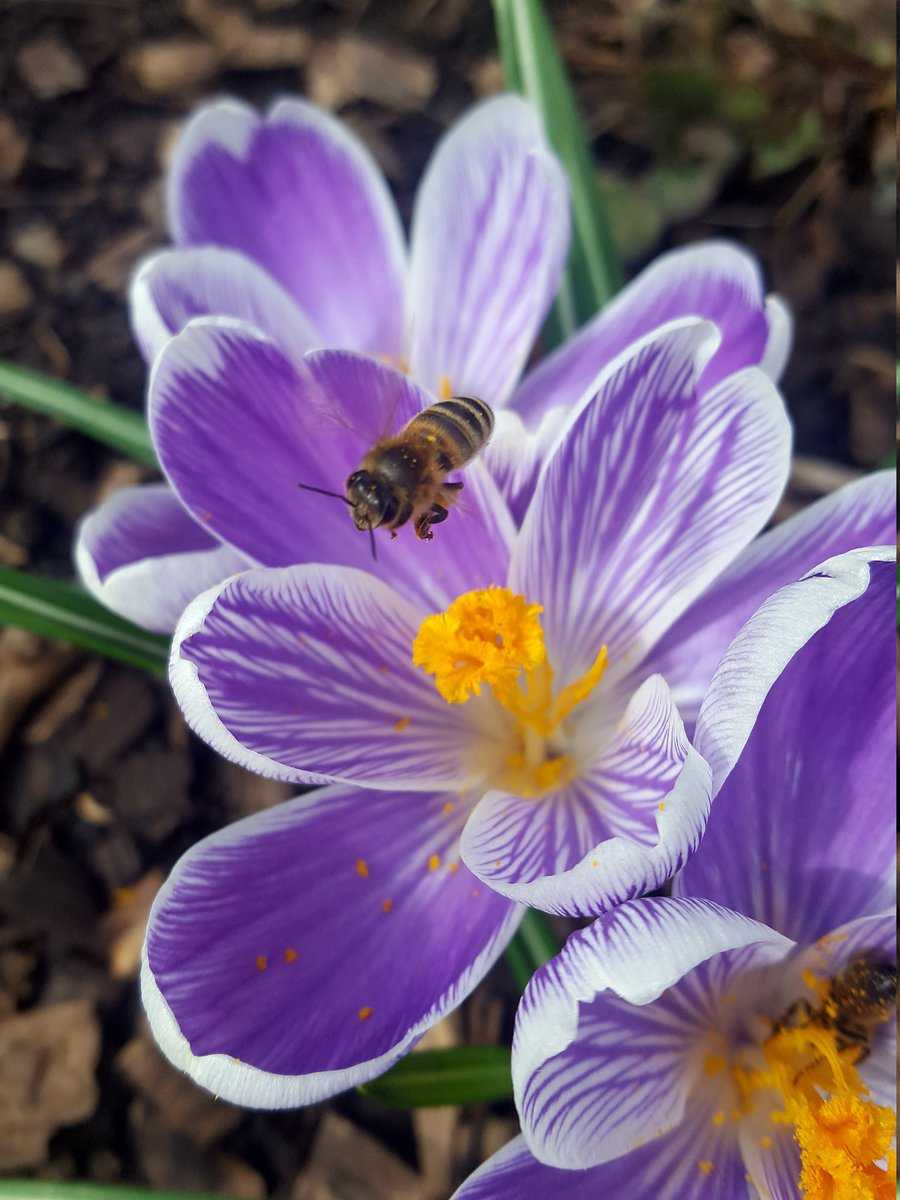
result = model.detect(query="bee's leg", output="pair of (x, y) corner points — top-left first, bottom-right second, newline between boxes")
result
(444, 481), (464, 492)
(415, 504), (448, 540)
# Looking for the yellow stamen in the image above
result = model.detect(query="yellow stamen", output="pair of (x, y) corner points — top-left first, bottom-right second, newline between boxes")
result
(741, 993), (896, 1199)
(412, 587), (608, 798)
(438, 374), (453, 400)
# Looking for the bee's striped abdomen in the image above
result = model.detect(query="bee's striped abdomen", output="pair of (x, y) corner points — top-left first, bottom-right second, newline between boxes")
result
(410, 395), (494, 468)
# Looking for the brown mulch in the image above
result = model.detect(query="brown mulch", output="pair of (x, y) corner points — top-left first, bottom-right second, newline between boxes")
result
(0, 1), (894, 1195)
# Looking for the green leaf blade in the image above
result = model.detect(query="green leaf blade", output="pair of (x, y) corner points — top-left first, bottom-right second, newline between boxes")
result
(359, 1045), (513, 1107)
(0, 360), (157, 468)
(493, 0), (623, 345)
(0, 567), (169, 675)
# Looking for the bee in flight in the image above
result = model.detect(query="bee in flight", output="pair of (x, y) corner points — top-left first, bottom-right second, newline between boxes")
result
(299, 394), (494, 555)
(773, 955), (896, 1066)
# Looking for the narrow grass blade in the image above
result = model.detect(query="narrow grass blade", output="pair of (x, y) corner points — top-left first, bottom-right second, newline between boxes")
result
(0, 360), (157, 468)
(493, 0), (623, 345)
(0, 1186), (226, 1200)
(504, 908), (559, 991)
(0, 567), (169, 675)
(359, 1045), (513, 1107)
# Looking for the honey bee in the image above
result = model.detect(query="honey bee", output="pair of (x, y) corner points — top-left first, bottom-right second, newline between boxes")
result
(774, 956), (896, 1066)
(299, 394), (494, 553)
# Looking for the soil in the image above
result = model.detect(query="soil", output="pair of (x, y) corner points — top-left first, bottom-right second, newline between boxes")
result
(0, 1), (894, 1196)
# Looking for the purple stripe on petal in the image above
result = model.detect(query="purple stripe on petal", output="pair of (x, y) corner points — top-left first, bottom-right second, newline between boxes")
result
(130, 247), (319, 365)
(171, 562), (486, 790)
(511, 897), (792, 1169)
(408, 95), (569, 406)
(453, 1125), (748, 1200)
(168, 98), (406, 356)
(511, 320), (791, 688)
(511, 240), (771, 426)
(150, 325), (512, 610)
(461, 677), (707, 917)
(74, 483), (247, 633)
(143, 783), (520, 1107)
(644, 469), (896, 726)
(678, 555), (896, 942)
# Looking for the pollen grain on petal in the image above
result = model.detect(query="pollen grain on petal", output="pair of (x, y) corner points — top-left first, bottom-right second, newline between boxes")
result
(698, 1161), (714, 1177)
(393, 716), (411, 732)
(442, 800), (456, 814)
(357, 1006), (374, 1021)
(255, 955), (268, 973)
(381, 898), (393, 913)
(355, 858), (369, 878)
(427, 853), (441, 872)
(438, 374), (453, 400)
(283, 948), (298, 964)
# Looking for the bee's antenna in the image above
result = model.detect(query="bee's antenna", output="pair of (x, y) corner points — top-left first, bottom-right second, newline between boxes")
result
(368, 521), (378, 562)
(297, 481), (353, 506)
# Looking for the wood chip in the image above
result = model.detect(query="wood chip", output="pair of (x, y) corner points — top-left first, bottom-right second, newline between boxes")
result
(12, 221), (66, 271)
(308, 35), (436, 112)
(292, 1113), (423, 1200)
(84, 228), (156, 294)
(102, 869), (163, 980)
(122, 38), (221, 95)
(15, 38), (88, 100)
(0, 260), (34, 319)
(22, 661), (103, 744)
(116, 1031), (243, 1146)
(0, 628), (76, 752)
(0, 999), (100, 1171)
(0, 114), (28, 182)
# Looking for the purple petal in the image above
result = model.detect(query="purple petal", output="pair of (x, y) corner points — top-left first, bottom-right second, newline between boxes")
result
(678, 552), (895, 942)
(408, 95), (569, 406)
(461, 677), (712, 917)
(168, 98), (406, 356)
(74, 483), (247, 633)
(510, 321), (791, 688)
(511, 241), (773, 426)
(512, 897), (792, 1169)
(644, 469), (896, 725)
(481, 406), (568, 525)
(453, 1126), (748, 1200)
(738, 1120), (800, 1200)
(149, 324), (513, 609)
(142, 783), (520, 1106)
(130, 247), (319, 365)
(171, 562), (494, 789)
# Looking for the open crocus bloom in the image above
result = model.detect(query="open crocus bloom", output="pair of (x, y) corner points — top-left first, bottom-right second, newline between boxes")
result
(142, 317), (890, 1106)
(455, 546), (896, 1200)
(75, 89), (793, 633)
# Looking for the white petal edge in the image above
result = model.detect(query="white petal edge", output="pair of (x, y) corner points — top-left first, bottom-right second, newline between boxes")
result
(461, 677), (713, 917)
(141, 842), (523, 1108)
(760, 294), (793, 381)
(695, 545), (897, 797)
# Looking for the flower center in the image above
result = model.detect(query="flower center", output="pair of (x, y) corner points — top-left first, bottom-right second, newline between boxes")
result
(735, 971), (896, 1199)
(412, 586), (608, 797)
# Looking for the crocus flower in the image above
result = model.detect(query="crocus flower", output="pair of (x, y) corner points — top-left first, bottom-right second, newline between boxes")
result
(75, 89), (792, 634)
(140, 312), (890, 1106)
(454, 545), (896, 1200)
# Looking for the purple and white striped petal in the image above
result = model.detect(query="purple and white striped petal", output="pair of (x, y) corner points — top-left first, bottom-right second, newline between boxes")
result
(149, 325), (513, 610)
(452, 1122), (748, 1200)
(738, 1119), (800, 1200)
(512, 897), (792, 1169)
(168, 98), (406, 356)
(644, 468), (896, 725)
(461, 677), (711, 917)
(481, 406), (568, 526)
(74, 483), (247, 634)
(408, 95), (569, 407)
(510, 241), (774, 426)
(677, 551), (896, 942)
(511, 320), (791, 688)
(142, 783), (520, 1107)
(691, 545), (895, 800)
(130, 247), (319, 365)
(171, 563), (495, 789)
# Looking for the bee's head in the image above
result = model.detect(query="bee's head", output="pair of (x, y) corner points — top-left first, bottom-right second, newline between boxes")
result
(345, 470), (398, 531)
